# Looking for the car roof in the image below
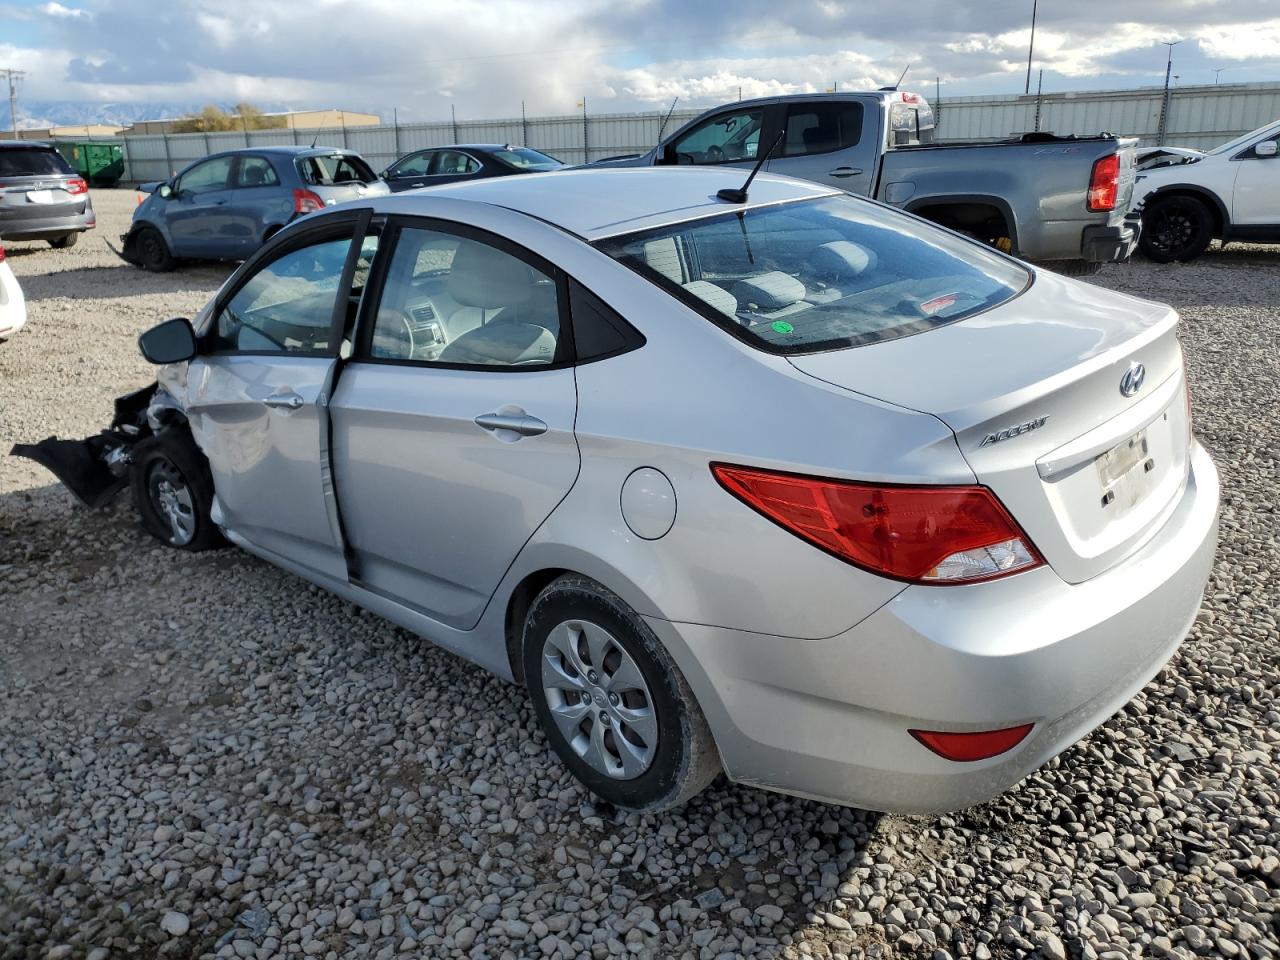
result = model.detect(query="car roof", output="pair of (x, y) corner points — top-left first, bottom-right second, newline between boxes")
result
(367, 167), (840, 240)
(207, 146), (360, 158)
(0, 140), (57, 150)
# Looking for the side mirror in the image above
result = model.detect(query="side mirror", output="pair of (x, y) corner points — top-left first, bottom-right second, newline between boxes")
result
(138, 317), (197, 365)
(158, 183), (174, 199)
(1256, 140), (1278, 158)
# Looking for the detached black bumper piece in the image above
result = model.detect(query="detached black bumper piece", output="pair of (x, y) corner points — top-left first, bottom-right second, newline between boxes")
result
(1082, 214), (1142, 263)
(11, 436), (128, 508)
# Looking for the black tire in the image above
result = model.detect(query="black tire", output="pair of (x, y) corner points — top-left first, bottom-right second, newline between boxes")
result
(130, 429), (224, 551)
(134, 226), (174, 273)
(522, 575), (720, 812)
(1140, 195), (1214, 263)
(49, 232), (79, 249)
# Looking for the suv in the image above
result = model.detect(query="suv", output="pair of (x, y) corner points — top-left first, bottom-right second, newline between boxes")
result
(0, 141), (97, 249)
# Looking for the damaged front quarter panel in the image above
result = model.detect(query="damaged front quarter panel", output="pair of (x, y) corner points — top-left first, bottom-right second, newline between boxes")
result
(10, 381), (186, 508)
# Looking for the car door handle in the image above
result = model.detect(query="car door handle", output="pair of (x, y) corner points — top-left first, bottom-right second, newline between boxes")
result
(263, 391), (305, 410)
(474, 412), (547, 437)
(829, 167), (863, 178)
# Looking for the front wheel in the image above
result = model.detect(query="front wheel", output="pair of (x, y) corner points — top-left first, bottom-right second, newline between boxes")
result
(523, 575), (720, 812)
(1140, 195), (1214, 263)
(130, 430), (224, 551)
(133, 226), (174, 272)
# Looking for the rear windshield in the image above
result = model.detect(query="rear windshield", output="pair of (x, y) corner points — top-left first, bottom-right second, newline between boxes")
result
(595, 194), (1029, 354)
(297, 154), (377, 185)
(494, 147), (562, 171)
(0, 148), (74, 178)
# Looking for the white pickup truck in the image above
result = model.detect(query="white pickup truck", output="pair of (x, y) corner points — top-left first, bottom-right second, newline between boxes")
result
(1133, 119), (1280, 262)
(591, 90), (1141, 272)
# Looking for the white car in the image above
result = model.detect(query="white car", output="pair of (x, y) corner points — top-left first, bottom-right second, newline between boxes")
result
(1134, 119), (1280, 261)
(0, 246), (27, 340)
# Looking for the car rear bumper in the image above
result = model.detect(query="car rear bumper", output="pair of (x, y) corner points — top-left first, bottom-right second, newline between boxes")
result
(647, 442), (1219, 813)
(0, 200), (96, 241)
(1081, 213), (1141, 263)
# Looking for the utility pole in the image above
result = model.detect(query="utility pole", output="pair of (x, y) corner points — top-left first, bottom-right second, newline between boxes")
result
(3, 68), (27, 139)
(1157, 40), (1182, 146)
(1024, 0), (1038, 95)
(1213, 68), (1225, 84)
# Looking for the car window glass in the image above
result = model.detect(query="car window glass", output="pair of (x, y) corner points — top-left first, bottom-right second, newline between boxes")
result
(392, 153), (432, 177)
(298, 154), (378, 185)
(212, 236), (354, 353)
(0, 148), (74, 177)
(670, 109), (763, 165)
(368, 226), (561, 367)
(783, 103), (864, 156)
(492, 147), (562, 171)
(236, 156), (280, 188)
(430, 151), (481, 176)
(179, 157), (234, 194)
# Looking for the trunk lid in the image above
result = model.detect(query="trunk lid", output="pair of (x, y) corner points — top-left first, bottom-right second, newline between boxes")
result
(788, 270), (1190, 583)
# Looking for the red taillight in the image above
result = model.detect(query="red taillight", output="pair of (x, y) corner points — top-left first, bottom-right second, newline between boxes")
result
(711, 464), (1043, 584)
(909, 724), (1034, 762)
(900, 92), (920, 104)
(66, 177), (88, 196)
(0, 245), (5, 263)
(1087, 153), (1120, 212)
(293, 188), (325, 214)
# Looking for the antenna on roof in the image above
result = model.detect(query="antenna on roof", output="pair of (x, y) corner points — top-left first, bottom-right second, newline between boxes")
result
(715, 129), (785, 204)
(879, 63), (912, 92)
(655, 96), (679, 147)
(310, 134), (318, 148)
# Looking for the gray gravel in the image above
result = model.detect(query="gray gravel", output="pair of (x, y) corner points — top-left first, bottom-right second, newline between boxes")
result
(2, 190), (1279, 960)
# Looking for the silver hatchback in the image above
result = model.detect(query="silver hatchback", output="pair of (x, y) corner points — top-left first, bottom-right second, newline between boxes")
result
(17, 168), (1218, 813)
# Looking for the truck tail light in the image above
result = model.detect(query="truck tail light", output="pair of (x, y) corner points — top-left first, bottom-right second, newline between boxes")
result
(711, 464), (1043, 585)
(1087, 153), (1120, 212)
(66, 177), (89, 196)
(293, 188), (325, 214)
(909, 724), (1034, 761)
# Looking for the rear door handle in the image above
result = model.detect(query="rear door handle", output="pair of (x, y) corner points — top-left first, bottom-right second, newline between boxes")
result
(474, 411), (548, 437)
(829, 167), (863, 178)
(263, 391), (305, 410)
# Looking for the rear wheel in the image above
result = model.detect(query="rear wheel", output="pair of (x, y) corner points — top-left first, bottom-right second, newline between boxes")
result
(1141, 195), (1214, 263)
(49, 232), (79, 249)
(130, 430), (223, 551)
(134, 226), (174, 272)
(523, 575), (720, 812)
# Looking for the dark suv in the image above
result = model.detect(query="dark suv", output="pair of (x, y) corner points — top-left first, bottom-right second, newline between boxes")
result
(0, 141), (97, 248)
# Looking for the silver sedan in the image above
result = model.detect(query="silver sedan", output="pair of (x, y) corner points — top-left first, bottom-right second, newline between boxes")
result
(17, 168), (1219, 813)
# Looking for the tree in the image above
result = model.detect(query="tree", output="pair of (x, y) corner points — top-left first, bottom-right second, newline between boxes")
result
(170, 103), (286, 133)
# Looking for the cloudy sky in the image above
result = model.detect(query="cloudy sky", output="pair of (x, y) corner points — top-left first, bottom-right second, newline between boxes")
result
(2, 0), (1279, 120)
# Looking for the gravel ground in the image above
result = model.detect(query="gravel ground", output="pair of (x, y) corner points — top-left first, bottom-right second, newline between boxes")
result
(2, 190), (1278, 960)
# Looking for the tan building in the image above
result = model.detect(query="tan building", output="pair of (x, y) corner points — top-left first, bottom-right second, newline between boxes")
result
(15, 124), (126, 140)
(121, 108), (380, 136)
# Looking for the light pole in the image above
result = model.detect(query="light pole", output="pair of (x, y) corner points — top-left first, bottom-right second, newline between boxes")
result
(1024, 0), (1038, 96)
(1214, 68), (1225, 84)
(1157, 40), (1182, 146)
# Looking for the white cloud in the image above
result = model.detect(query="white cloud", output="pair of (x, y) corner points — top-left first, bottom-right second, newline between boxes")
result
(41, 2), (86, 17)
(1196, 19), (1280, 61)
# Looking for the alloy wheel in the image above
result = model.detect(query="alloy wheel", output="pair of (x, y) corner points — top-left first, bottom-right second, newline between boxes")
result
(149, 460), (196, 546)
(540, 619), (658, 780)
(1148, 200), (1201, 257)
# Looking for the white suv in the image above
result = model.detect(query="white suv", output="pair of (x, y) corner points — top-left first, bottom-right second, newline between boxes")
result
(1134, 119), (1280, 262)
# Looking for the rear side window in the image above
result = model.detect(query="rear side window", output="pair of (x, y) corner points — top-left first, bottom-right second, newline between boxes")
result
(783, 103), (864, 157)
(236, 156), (281, 188)
(298, 154), (378, 185)
(595, 194), (1029, 355)
(0, 148), (74, 177)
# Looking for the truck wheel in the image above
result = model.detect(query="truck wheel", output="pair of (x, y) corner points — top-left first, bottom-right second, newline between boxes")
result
(49, 233), (79, 249)
(523, 575), (721, 812)
(134, 226), (174, 272)
(1141, 195), (1214, 263)
(130, 430), (224, 551)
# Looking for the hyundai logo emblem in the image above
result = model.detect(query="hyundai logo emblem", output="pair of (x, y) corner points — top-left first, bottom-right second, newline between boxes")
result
(1120, 362), (1146, 397)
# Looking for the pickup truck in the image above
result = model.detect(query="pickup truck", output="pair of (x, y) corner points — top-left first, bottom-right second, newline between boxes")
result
(591, 91), (1140, 272)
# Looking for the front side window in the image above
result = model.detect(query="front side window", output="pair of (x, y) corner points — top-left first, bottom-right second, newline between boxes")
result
(596, 194), (1029, 354)
(236, 156), (280, 188)
(668, 109), (764, 165)
(212, 235), (355, 353)
(390, 152), (431, 178)
(430, 151), (481, 176)
(368, 226), (562, 367)
(783, 102), (864, 157)
(179, 157), (234, 194)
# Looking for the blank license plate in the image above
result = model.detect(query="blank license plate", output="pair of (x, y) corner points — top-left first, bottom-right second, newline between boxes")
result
(26, 190), (58, 203)
(1096, 428), (1154, 510)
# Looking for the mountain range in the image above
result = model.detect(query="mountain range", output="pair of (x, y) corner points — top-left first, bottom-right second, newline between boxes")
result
(2, 100), (386, 131)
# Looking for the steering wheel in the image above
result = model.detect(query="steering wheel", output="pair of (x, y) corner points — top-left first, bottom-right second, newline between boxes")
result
(371, 307), (420, 359)
(706, 144), (725, 163)
(677, 151), (696, 165)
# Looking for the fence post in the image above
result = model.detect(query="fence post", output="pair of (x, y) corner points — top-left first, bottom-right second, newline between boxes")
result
(582, 97), (588, 164)
(161, 133), (172, 178)
(451, 104), (458, 144)
(393, 108), (401, 156)
(521, 101), (528, 146)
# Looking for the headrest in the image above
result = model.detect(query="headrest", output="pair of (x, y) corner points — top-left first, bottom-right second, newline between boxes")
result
(643, 237), (687, 284)
(811, 240), (876, 280)
(682, 280), (738, 317)
(447, 240), (534, 309)
(731, 271), (806, 312)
